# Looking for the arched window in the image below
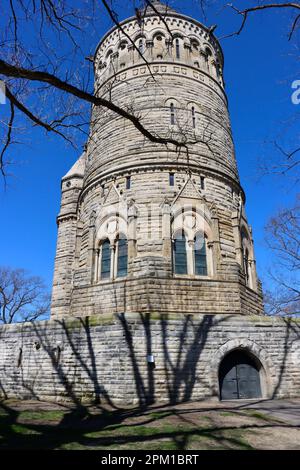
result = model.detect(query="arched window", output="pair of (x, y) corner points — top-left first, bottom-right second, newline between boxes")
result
(106, 49), (113, 66)
(119, 41), (127, 51)
(191, 106), (196, 129)
(116, 236), (128, 278)
(170, 102), (175, 125)
(191, 40), (199, 51)
(173, 231), (187, 274)
(100, 239), (111, 279)
(241, 228), (252, 288)
(139, 39), (144, 55)
(175, 38), (180, 59)
(194, 234), (207, 276)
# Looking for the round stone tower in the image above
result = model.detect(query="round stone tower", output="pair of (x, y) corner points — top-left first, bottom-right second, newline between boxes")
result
(51, 0), (263, 318)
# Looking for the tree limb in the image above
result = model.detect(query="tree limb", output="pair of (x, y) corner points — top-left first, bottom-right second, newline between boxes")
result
(222, 2), (300, 39)
(0, 59), (210, 151)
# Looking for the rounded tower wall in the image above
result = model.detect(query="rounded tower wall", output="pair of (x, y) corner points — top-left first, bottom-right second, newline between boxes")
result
(85, 14), (237, 186)
(51, 4), (263, 319)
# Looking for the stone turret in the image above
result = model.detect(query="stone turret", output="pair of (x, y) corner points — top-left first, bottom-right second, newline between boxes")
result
(51, 1), (263, 318)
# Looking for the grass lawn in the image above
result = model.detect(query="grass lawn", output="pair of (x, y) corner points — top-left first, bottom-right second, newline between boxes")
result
(0, 400), (299, 450)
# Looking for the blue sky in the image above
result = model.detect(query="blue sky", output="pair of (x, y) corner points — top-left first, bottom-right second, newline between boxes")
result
(0, 0), (299, 294)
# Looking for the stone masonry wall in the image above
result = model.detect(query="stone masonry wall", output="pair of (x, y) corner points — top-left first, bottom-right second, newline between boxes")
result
(0, 314), (299, 405)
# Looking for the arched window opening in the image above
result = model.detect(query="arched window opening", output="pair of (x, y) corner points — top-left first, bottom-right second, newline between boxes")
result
(126, 176), (131, 190)
(106, 50), (113, 65)
(173, 231), (187, 275)
(170, 102), (175, 125)
(205, 47), (212, 57)
(194, 235), (207, 276)
(117, 236), (128, 278)
(194, 61), (200, 69)
(200, 176), (205, 190)
(191, 106), (196, 129)
(100, 239), (111, 279)
(175, 38), (180, 59)
(169, 172), (175, 186)
(139, 39), (145, 55)
(244, 248), (249, 283)
(120, 41), (127, 51)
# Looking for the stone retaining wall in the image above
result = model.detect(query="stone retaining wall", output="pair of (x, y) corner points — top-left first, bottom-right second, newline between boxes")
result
(0, 314), (299, 405)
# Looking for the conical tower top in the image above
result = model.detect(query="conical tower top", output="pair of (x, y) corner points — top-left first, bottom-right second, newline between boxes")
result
(143, 0), (178, 15)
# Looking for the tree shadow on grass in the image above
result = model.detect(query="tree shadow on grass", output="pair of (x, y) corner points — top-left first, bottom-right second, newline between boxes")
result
(0, 399), (299, 450)
(0, 313), (299, 449)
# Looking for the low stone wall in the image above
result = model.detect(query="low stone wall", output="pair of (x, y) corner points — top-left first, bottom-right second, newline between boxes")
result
(0, 313), (299, 405)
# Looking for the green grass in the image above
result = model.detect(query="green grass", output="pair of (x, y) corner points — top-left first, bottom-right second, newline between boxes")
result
(0, 401), (288, 450)
(243, 410), (283, 423)
(18, 410), (66, 421)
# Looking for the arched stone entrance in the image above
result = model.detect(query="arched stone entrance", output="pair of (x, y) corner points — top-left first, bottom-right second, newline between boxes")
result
(219, 349), (262, 400)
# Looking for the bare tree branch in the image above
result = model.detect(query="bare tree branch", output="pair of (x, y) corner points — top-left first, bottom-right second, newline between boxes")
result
(0, 100), (15, 179)
(222, 2), (300, 40)
(0, 59), (213, 153)
(0, 266), (50, 323)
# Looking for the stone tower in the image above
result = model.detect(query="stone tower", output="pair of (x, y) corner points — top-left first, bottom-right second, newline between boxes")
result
(51, 0), (263, 319)
(2, 1), (300, 407)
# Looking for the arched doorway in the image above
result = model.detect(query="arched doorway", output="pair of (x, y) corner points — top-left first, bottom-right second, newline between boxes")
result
(219, 350), (262, 400)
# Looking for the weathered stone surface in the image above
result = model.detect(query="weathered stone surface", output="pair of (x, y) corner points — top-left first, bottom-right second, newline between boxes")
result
(51, 4), (263, 319)
(0, 314), (299, 404)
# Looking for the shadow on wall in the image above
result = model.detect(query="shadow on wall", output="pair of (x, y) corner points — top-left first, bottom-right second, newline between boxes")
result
(0, 316), (300, 450)
(0, 313), (299, 410)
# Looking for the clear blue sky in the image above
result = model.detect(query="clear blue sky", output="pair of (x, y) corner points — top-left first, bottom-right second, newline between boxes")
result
(0, 0), (298, 294)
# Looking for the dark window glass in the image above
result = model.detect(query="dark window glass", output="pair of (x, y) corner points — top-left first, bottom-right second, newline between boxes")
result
(175, 38), (180, 59)
(117, 238), (128, 278)
(195, 236), (207, 276)
(169, 173), (175, 186)
(101, 239), (111, 279)
(126, 176), (131, 190)
(173, 234), (187, 274)
(192, 106), (196, 129)
(200, 176), (205, 190)
(139, 39), (144, 54)
(170, 103), (175, 125)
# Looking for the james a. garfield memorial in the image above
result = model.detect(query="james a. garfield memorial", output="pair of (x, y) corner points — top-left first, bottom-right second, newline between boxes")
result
(1, 0), (300, 404)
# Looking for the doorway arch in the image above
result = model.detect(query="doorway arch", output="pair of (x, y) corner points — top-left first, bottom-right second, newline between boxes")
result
(219, 349), (262, 400)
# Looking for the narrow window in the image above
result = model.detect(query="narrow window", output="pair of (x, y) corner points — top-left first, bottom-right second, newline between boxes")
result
(173, 232), (187, 275)
(139, 39), (144, 55)
(194, 235), (208, 276)
(200, 176), (205, 190)
(175, 38), (180, 59)
(126, 176), (131, 190)
(244, 248), (249, 282)
(100, 239), (111, 279)
(169, 173), (175, 186)
(170, 102), (175, 125)
(192, 106), (196, 129)
(117, 236), (128, 278)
